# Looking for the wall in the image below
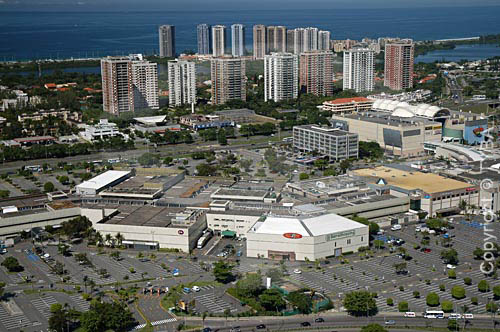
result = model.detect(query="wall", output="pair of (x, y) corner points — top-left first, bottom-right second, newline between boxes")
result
(206, 212), (261, 236)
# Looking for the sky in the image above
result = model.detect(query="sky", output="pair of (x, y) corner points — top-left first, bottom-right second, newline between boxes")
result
(1, 0), (500, 11)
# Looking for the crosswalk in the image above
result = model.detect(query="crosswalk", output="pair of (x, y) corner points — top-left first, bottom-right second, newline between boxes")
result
(134, 318), (177, 330)
(0, 301), (34, 330)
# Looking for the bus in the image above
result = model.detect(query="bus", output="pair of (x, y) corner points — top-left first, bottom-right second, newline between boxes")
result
(424, 310), (445, 319)
(197, 232), (213, 249)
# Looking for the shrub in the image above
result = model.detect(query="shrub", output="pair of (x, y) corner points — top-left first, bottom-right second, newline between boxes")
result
(471, 297), (478, 305)
(413, 291), (420, 298)
(451, 286), (466, 299)
(426, 292), (440, 307)
(439, 284), (446, 292)
(478, 280), (490, 293)
(463, 277), (472, 285)
(387, 298), (394, 306)
(398, 301), (409, 312)
(441, 300), (453, 313)
(399, 286), (404, 291)
(448, 269), (456, 279)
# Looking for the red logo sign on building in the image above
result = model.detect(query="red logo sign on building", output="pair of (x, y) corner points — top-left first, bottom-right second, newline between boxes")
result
(178, 230), (184, 235)
(283, 233), (302, 239)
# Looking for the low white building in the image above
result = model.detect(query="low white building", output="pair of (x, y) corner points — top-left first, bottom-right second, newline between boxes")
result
(80, 119), (124, 141)
(246, 212), (368, 261)
(76, 170), (132, 196)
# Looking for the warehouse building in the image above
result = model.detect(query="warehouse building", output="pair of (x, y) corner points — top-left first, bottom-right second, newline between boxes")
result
(76, 170), (132, 196)
(246, 212), (368, 261)
(93, 205), (206, 252)
(353, 166), (479, 217)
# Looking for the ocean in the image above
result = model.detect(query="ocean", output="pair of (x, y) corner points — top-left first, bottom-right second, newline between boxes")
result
(0, 7), (500, 61)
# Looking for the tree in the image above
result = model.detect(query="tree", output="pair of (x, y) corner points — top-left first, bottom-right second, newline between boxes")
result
(299, 173), (309, 180)
(361, 324), (388, 332)
(493, 285), (500, 299)
(464, 277), (472, 285)
(413, 291), (420, 298)
(212, 260), (234, 283)
(58, 244), (70, 256)
(343, 291), (377, 316)
(487, 301), (499, 313)
(287, 291), (312, 314)
(48, 303), (70, 332)
(398, 301), (409, 312)
(259, 288), (286, 312)
(44, 181), (55, 192)
(451, 286), (466, 299)
(1, 256), (23, 272)
(217, 128), (228, 145)
(448, 269), (457, 279)
(61, 216), (92, 238)
(478, 280), (490, 293)
(0, 282), (5, 299)
(426, 292), (440, 307)
(235, 272), (263, 298)
(393, 262), (407, 274)
(442, 300), (453, 313)
(114, 232), (124, 247)
(196, 163), (217, 176)
(138, 152), (159, 166)
(110, 251), (121, 261)
(448, 319), (458, 331)
(473, 247), (484, 260)
(80, 301), (136, 332)
(339, 159), (352, 173)
(440, 248), (459, 265)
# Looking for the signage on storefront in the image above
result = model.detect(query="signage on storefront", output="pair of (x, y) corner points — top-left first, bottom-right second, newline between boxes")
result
(178, 230), (184, 235)
(325, 230), (355, 241)
(283, 233), (302, 239)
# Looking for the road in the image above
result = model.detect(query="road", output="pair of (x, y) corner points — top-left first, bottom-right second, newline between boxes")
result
(179, 313), (499, 331)
(0, 139), (288, 174)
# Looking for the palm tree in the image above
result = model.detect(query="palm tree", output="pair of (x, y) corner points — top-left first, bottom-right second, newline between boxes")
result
(115, 232), (124, 247)
(105, 234), (112, 247)
(95, 232), (104, 247)
(459, 199), (467, 216)
(202, 311), (208, 328)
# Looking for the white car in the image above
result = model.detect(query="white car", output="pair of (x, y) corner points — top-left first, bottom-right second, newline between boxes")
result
(404, 312), (416, 318)
(293, 269), (302, 274)
(446, 264), (456, 269)
(192, 286), (201, 292)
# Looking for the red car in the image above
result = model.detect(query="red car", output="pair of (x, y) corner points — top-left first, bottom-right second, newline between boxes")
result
(424, 248), (432, 253)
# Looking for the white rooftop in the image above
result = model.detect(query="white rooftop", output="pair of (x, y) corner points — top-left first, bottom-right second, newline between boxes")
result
(76, 170), (131, 190)
(253, 213), (366, 237)
(134, 115), (167, 125)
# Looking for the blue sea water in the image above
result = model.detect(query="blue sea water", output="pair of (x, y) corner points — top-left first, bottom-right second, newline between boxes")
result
(0, 7), (499, 61)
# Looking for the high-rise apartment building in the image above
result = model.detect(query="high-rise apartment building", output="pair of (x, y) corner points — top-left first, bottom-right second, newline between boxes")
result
(286, 30), (295, 53)
(197, 24), (211, 55)
(210, 58), (246, 105)
(101, 54), (159, 115)
(167, 60), (196, 107)
(212, 25), (226, 57)
(318, 30), (331, 51)
(304, 27), (319, 52)
(384, 39), (415, 90)
(159, 25), (175, 57)
(264, 52), (298, 102)
(293, 28), (305, 54)
(266, 26), (276, 53)
(299, 51), (334, 96)
(343, 47), (375, 93)
(274, 26), (287, 53)
(253, 25), (266, 59)
(231, 24), (245, 56)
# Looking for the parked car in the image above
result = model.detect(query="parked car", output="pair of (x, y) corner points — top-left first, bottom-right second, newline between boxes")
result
(230, 326), (241, 332)
(384, 320), (396, 325)
(404, 312), (416, 318)
(256, 324), (266, 329)
(192, 286), (200, 292)
(446, 264), (456, 269)
(301, 322), (311, 327)
(293, 269), (302, 274)
(391, 225), (402, 231)
(183, 287), (191, 293)
(315, 317), (325, 323)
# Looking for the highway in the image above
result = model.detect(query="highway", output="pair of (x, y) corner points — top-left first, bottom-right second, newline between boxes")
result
(179, 313), (499, 331)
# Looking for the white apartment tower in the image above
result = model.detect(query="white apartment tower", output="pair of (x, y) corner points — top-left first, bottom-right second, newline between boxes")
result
(197, 24), (211, 55)
(343, 47), (375, 93)
(212, 25), (226, 57)
(168, 60), (196, 107)
(231, 24), (245, 56)
(264, 52), (299, 102)
(293, 28), (305, 55)
(304, 27), (319, 52)
(253, 25), (267, 59)
(101, 54), (159, 115)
